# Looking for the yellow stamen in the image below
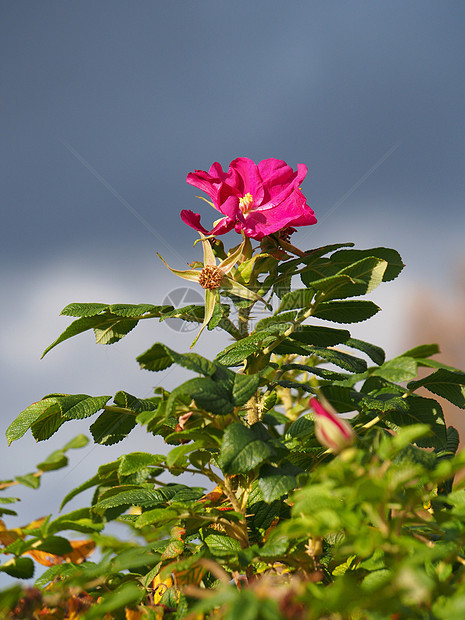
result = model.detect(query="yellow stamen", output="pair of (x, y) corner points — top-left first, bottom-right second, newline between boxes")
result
(198, 265), (223, 290)
(238, 192), (254, 214)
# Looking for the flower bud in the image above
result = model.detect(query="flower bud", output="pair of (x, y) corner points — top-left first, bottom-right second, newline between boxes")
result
(309, 397), (355, 453)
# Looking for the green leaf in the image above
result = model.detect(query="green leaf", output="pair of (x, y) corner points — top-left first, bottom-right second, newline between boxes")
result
(345, 338), (385, 365)
(320, 385), (359, 413)
(208, 302), (228, 331)
(94, 487), (171, 513)
(258, 463), (301, 502)
(36, 450), (68, 472)
(357, 391), (409, 415)
(0, 497), (20, 505)
(330, 247), (404, 282)
(60, 473), (101, 510)
(160, 304), (203, 322)
(385, 395), (446, 449)
(34, 536), (73, 556)
(62, 434), (89, 450)
(8, 395), (109, 444)
(0, 557), (34, 579)
(25, 394), (111, 442)
(311, 347), (367, 374)
(400, 343), (440, 359)
(255, 311), (297, 332)
(90, 410), (137, 445)
(48, 509), (104, 535)
(290, 325), (350, 347)
(58, 394), (111, 420)
(233, 374), (260, 406)
(0, 585), (23, 615)
(278, 242), (355, 274)
(15, 473), (41, 489)
(168, 377), (235, 416)
(437, 426), (460, 461)
(166, 441), (203, 469)
(372, 357), (418, 382)
(93, 317), (139, 345)
(42, 313), (139, 357)
(137, 342), (174, 371)
(137, 343), (218, 376)
(393, 443), (437, 470)
(108, 303), (165, 317)
(313, 300), (381, 323)
(274, 379), (315, 393)
(30, 409), (64, 442)
(118, 453), (162, 477)
(61, 302), (109, 317)
(6, 399), (58, 444)
(281, 363), (347, 382)
(204, 534), (242, 557)
(34, 563), (79, 588)
(215, 329), (282, 366)
(277, 289), (315, 313)
(219, 423), (275, 474)
(134, 507), (181, 528)
(248, 493), (282, 532)
(215, 341), (260, 367)
(113, 391), (158, 413)
(286, 415), (315, 440)
(407, 369), (465, 408)
(310, 257), (388, 300)
(259, 533), (290, 558)
(83, 583), (143, 618)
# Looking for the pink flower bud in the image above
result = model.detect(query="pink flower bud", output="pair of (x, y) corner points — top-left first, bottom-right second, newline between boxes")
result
(309, 397), (355, 453)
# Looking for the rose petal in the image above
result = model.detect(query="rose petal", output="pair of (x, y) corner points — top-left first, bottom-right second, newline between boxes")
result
(180, 210), (210, 234)
(184, 158), (317, 239)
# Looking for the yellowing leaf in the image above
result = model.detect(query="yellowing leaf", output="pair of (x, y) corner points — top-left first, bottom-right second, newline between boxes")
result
(153, 572), (174, 605)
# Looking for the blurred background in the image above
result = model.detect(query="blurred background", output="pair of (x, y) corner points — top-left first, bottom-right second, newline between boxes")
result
(1, 0), (464, 577)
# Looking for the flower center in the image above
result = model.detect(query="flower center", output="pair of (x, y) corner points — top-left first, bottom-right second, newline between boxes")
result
(198, 265), (223, 290)
(238, 192), (254, 214)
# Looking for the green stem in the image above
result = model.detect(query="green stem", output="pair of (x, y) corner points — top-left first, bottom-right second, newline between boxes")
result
(262, 305), (315, 357)
(103, 405), (138, 416)
(238, 306), (252, 337)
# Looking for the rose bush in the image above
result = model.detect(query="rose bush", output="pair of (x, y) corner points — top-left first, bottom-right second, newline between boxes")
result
(3, 159), (465, 619)
(181, 157), (317, 240)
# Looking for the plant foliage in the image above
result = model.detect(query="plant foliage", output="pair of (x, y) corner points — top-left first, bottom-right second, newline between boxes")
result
(2, 225), (465, 619)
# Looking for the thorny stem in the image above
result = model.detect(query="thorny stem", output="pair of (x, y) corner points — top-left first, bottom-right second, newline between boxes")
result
(278, 239), (308, 258)
(206, 465), (224, 486)
(246, 394), (261, 425)
(360, 414), (384, 430)
(222, 474), (250, 551)
(103, 405), (138, 416)
(238, 306), (252, 337)
(222, 474), (242, 515)
(262, 305), (315, 357)
(278, 387), (294, 418)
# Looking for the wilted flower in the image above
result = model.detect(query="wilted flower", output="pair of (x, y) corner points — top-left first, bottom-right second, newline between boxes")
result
(309, 397), (355, 453)
(182, 157), (317, 240)
(158, 234), (265, 346)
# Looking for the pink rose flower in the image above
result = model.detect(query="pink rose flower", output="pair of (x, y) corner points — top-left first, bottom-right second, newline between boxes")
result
(309, 397), (355, 453)
(181, 157), (317, 240)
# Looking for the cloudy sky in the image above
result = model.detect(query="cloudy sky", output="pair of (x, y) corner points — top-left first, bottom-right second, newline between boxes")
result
(1, 1), (464, 578)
